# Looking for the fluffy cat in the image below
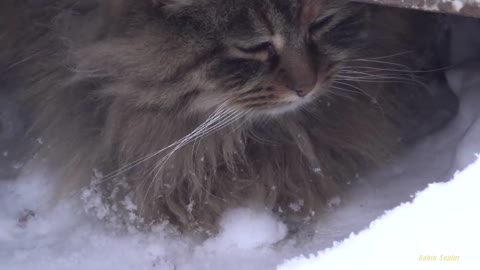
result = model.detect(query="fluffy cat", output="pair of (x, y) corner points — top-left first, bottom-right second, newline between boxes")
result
(0, 0), (457, 232)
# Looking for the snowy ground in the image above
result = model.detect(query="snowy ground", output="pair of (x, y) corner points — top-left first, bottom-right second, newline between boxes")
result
(1, 16), (480, 270)
(281, 160), (480, 270)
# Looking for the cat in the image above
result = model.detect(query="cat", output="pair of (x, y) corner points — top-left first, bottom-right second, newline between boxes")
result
(0, 0), (458, 232)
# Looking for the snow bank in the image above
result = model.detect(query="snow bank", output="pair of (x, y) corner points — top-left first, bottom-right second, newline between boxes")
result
(279, 158), (480, 270)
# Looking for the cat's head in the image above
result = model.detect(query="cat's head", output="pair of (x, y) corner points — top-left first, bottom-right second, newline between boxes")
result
(79, 0), (369, 116)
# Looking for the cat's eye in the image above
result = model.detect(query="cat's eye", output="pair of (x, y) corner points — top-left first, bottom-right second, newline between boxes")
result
(309, 14), (335, 35)
(235, 42), (277, 59)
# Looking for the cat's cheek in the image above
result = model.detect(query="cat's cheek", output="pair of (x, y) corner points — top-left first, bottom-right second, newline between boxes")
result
(189, 94), (229, 113)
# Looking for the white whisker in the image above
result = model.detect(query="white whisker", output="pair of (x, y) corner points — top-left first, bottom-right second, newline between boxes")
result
(349, 51), (413, 61)
(94, 100), (233, 185)
(139, 108), (248, 211)
(343, 59), (410, 69)
(331, 81), (377, 101)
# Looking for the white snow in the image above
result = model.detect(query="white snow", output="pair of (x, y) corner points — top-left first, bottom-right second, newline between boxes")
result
(1, 16), (480, 270)
(204, 208), (288, 250)
(451, 1), (465, 12)
(279, 159), (480, 270)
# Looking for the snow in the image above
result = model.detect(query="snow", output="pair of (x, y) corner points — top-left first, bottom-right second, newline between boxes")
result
(279, 159), (480, 270)
(205, 208), (288, 250)
(1, 16), (480, 270)
(451, 1), (465, 12)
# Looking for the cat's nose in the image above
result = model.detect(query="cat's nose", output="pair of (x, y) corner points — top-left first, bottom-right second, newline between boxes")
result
(293, 84), (316, 97)
(279, 52), (317, 98)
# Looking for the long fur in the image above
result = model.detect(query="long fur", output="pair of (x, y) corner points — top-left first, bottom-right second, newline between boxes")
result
(0, 0), (457, 232)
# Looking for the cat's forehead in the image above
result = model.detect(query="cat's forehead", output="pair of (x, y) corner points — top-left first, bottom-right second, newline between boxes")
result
(162, 0), (344, 25)
(262, 0), (343, 30)
(229, 0), (343, 24)
(217, 0), (345, 43)
(159, 0), (347, 45)
(270, 0), (341, 21)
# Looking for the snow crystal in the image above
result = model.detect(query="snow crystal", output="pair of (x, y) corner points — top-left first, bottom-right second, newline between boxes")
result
(203, 208), (288, 250)
(289, 199), (304, 212)
(327, 196), (341, 209)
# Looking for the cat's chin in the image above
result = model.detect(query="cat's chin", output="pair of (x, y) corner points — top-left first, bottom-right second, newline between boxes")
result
(251, 87), (326, 116)
(248, 95), (318, 116)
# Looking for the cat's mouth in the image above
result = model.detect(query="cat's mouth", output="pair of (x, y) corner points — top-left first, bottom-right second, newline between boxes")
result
(232, 80), (327, 114)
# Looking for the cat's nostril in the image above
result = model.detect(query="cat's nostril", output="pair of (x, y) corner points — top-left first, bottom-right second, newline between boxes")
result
(293, 84), (315, 97)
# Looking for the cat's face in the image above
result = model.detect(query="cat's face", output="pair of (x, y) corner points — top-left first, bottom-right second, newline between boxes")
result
(111, 0), (368, 115)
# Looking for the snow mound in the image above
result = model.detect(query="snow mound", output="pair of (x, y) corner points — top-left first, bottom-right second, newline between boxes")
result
(279, 158), (480, 270)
